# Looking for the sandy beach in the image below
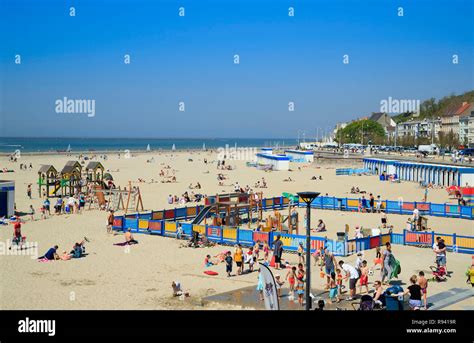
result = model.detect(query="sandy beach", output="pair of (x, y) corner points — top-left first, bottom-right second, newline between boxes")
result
(0, 151), (472, 310)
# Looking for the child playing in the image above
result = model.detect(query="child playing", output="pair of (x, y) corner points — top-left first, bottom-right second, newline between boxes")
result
(373, 246), (382, 268)
(328, 272), (340, 303)
(286, 266), (297, 294)
(336, 268), (344, 296)
(40, 205), (46, 220)
(296, 270), (305, 306)
(204, 254), (216, 267)
(263, 241), (270, 264)
(224, 251), (233, 277)
(418, 271), (428, 310)
(253, 241), (260, 261)
(467, 258), (474, 287)
(29, 205), (35, 221)
(359, 260), (369, 294)
(297, 242), (305, 264)
(275, 274), (284, 297)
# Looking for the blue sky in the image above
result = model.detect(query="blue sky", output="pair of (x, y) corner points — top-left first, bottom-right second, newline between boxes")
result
(0, 0), (473, 138)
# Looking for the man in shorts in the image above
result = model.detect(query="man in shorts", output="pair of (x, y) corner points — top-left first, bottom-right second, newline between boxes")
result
(339, 260), (360, 301)
(322, 247), (337, 289)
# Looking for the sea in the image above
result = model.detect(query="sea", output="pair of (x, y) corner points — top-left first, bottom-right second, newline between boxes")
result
(0, 137), (296, 154)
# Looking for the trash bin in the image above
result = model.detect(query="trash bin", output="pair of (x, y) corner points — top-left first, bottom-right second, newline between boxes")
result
(384, 285), (404, 311)
(336, 232), (346, 242)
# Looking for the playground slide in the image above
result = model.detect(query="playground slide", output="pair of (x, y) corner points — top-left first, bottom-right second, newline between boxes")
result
(191, 205), (213, 225)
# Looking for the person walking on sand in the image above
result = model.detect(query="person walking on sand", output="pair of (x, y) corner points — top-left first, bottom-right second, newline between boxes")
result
(234, 244), (244, 275)
(263, 241), (270, 264)
(107, 210), (114, 234)
(286, 266), (297, 295)
(381, 242), (394, 285)
(296, 269), (305, 306)
(297, 242), (305, 264)
(27, 184), (32, 199)
(418, 271), (428, 310)
(339, 260), (359, 301)
(272, 235), (284, 269)
(225, 251), (233, 277)
(322, 247), (337, 290)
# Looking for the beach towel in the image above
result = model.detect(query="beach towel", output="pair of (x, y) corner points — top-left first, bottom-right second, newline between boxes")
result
(37, 258), (53, 263)
(113, 241), (137, 246)
(204, 270), (218, 276)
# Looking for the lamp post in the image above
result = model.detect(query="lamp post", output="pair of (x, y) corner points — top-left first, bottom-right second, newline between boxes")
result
(297, 191), (320, 310)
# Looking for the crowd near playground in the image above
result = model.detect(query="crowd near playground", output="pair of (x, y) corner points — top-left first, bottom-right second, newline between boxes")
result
(0, 149), (473, 310)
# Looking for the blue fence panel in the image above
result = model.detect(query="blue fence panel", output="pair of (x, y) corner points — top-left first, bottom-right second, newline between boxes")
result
(311, 197), (323, 208)
(385, 200), (400, 213)
(460, 206), (473, 219)
(175, 207), (187, 219)
(181, 223), (193, 237)
(238, 229), (254, 245)
(325, 239), (346, 256)
(322, 197), (336, 209)
(390, 233), (404, 245)
(430, 203), (445, 216)
(124, 218), (138, 230)
(138, 212), (152, 220)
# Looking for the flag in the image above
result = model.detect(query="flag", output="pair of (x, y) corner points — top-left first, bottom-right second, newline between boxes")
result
(259, 263), (280, 310)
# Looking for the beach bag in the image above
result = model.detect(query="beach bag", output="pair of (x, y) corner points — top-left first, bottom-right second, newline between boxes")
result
(390, 259), (401, 279)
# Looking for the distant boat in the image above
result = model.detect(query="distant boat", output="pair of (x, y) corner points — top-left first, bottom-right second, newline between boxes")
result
(66, 144), (71, 152)
(172, 144), (176, 151)
(202, 143), (206, 150)
(146, 144), (151, 152)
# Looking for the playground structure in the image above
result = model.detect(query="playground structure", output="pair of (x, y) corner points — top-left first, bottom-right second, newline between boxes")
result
(193, 192), (264, 227)
(85, 161), (105, 184)
(38, 160), (108, 198)
(89, 181), (144, 213)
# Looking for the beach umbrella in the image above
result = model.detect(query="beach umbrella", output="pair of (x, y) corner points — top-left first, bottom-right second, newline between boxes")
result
(66, 144), (71, 152)
(104, 173), (113, 181)
(202, 143), (206, 150)
(172, 144), (176, 151)
(146, 144), (151, 151)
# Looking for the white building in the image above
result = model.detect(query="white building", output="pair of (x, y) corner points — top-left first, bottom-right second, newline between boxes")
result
(396, 119), (441, 139)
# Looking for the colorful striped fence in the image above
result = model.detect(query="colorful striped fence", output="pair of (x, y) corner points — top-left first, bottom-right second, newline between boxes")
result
(308, 196), (474, 220)
(112, 214), (474, 256)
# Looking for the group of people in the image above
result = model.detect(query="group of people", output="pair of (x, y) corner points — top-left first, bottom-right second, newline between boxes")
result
(37, 238), (88, 261)
(358, 193), (383, 213)
(167, 191), (203, 205)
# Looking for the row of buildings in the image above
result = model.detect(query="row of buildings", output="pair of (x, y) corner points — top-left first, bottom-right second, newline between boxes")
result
(335, 102), (474, 147)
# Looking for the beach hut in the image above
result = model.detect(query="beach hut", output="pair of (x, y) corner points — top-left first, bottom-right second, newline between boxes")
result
(260, 147), (273, 155)
(256, 153), (290, 171)
(37, 164), (58, 197)
(284, 149), (314, 163)
(0, 180), (15, 217)
(363, 158), (474, 186)
(85, 161), (105, 184)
